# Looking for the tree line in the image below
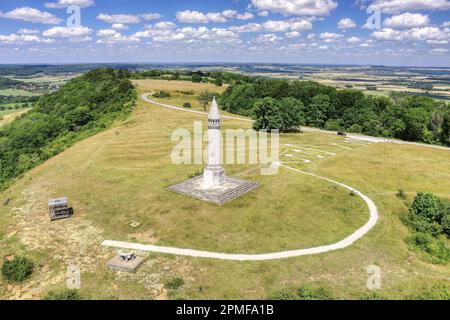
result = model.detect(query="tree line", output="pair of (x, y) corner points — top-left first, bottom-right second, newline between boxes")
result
(0, 68), (136, 190)
(218, 78), (450, 146)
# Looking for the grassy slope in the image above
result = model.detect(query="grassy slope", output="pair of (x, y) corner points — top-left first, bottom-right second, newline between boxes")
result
(0, 89), (36, 97)
(0, 109), (29, 127)
(0, 79), (449, 300)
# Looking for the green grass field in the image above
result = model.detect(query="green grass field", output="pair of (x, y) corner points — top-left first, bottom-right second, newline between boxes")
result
(0, 89), (36, 97)
(0, 79), (449, 300)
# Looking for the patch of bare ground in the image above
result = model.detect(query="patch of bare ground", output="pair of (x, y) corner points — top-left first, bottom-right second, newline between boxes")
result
(2, 183), (107, 299)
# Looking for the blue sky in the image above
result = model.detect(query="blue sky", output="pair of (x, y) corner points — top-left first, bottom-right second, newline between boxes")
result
(0, 0), (449, 66)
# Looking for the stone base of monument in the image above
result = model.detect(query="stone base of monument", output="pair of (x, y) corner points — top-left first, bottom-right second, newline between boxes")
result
(107, 255), (145, 273)
(167, 175), (260, 205)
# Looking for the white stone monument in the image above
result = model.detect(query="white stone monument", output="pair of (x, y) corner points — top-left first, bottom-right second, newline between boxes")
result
(203, 97), (225, 188)
(168, 98), (260, 205)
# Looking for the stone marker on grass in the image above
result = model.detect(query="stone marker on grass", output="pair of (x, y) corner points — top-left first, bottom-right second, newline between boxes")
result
(48, 197), (74, 221)
(107, 250), (144, 273)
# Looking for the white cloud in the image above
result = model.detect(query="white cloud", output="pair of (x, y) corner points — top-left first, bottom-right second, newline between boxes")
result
(45, 0), (95, 9)
(262, 20), (312, 32)
(0, 34), (41, 44)
(96, 29), (139, 44)
(222, 10), (238, 19)
(133, 26), (239, 43)
(96, 29), (117, 37)
(337, 18), (356, 30)
(153, 21), (177, 30)
(229, 23), (262, 33)
(347, 36), (361, 43)
(17, 28), (40, 35)
(206, 12), (228, 23)
(383, 13), (430, 28)
(96, 13), (160, 25)
(43, 26), (92, 38)
(409, 26), (448, 41)
(236, 12), (254, 20)
(372, 26), (449, 42)
(0, 7), (62, 24)
(426, 39), (448, 45)
(176, 10), (254, 23)
(371, 28), (403, 40)
(443, 21), (450, 27)
(111, 23), (129, 30)
(285, 31), (301, 38)
(141, 13), (162, 21)
(368, 0), (450, 14)
(251, 0), (338, 16)
(318, 45), (328, 49)
(256, 33), (280, 42)
(431, 48), (448, 54)
(97, 13), (141, 24)
(176, 10), (209, 23)
(319, 32), (344, 42)
(257, 11), (269, 17)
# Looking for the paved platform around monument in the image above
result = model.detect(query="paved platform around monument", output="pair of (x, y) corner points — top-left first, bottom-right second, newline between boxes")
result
(168, 175), (260, 205)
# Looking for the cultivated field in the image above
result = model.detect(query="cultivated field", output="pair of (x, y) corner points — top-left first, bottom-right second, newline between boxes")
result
(0, 79), (449, 300)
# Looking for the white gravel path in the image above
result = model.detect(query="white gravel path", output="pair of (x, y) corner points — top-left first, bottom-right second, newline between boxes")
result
(102, 163), (379, 261)
(100, 93), (381, 261)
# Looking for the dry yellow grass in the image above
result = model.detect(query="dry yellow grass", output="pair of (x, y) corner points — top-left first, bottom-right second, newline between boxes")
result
(0, 109), (28, 127)
(133, 79), (228, 93)
(0, 79), (449, 300)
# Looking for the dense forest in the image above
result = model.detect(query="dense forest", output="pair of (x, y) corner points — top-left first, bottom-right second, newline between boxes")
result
(0, 69), (136, 190)
(218, 78), (450, 146)
(0, 77), (22, 89)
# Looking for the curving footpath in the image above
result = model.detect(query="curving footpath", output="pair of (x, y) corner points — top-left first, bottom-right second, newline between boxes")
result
(101, 93), (380, 261)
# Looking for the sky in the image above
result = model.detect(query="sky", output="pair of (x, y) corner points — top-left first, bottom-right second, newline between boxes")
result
(0, 0), (449, 66)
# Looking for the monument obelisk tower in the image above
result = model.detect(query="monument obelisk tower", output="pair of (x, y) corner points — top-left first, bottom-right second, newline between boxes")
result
(203, 97), (225, 188)
(168, 97), (260, 205)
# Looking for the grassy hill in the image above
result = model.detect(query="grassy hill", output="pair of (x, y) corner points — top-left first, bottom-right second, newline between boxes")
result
(0, 78), (449, 300)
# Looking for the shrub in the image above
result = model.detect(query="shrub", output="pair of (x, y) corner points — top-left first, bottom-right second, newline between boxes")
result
(271, 285), (333, 300)
(1, 256), (34, 282)
(396, 189), (406, 200)
(297, 285), (333, 300)
(178, 90), (194, 95)
(348, 124), (363, 133)
(324, 119), (341, 131)
(360, 292), (388, 300)
(402, 192), (450, 239)
(407, 232), (450, 264)
(183, 102), (192, 108)
(401, 213), (443, 237)
(411, 192), (443, 222)
(153, 91), (171, 98)
(271, 288), (295, 300)
(441, 214), (450, 236)
(407, 284), (450, 300)
(188, 169), (203, 179)
(43, 289), (82, 300)
(165, 277), (184, 290)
